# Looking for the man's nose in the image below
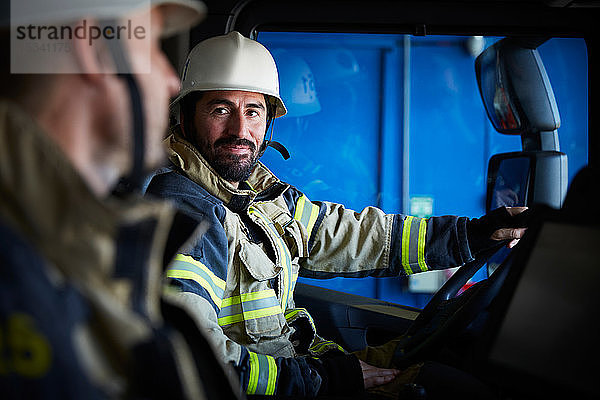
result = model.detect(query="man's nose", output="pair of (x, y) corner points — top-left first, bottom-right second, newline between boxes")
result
(228, 112), (251, 139)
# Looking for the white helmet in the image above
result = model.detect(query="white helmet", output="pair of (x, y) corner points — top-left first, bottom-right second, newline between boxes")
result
(172, 31), (287, 118)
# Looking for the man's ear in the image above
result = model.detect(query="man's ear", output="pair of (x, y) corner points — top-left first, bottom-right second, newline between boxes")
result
(180, 107), (191, 140)
(179, 108), (186, 129)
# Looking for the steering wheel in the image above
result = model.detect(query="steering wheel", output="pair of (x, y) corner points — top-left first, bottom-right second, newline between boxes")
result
(392, 242), (517, 368)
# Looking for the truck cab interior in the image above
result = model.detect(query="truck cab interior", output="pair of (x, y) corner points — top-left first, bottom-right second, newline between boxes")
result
(167, 1), (599, 398)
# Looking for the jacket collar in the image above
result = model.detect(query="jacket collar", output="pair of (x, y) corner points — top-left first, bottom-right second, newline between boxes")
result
(166, 128), (287, 212)
(0, 100), (192, 325)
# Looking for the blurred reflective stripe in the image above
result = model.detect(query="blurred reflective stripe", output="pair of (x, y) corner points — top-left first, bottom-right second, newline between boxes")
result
(218, 289), (281, 326)
(401, 216), (414, 275)
(247, 352), (278, 395)
(418, 218), (428, 272)
(167, 254), (225, 309)
(249, 207), (292, 311)
(294, 195), (320, 237)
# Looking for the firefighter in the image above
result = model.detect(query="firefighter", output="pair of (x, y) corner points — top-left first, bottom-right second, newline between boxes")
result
(0, 1), (240, 398)
(146, 31), (527, 397)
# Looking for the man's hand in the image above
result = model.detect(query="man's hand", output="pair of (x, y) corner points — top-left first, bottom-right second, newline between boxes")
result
(467, 206), (530, 256)
(490, 207), (528, 248)
(360, 360), (400, 389)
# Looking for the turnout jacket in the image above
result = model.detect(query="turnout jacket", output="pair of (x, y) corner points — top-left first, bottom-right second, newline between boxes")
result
(146, 130), (476, 397)
(0, 101), (239, 399)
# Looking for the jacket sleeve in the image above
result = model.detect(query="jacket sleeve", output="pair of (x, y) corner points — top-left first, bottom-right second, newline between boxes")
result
(282, 187), (474, 279)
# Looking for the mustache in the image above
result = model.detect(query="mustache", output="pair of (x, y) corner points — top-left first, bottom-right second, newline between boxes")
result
(214, 137), (256, 152)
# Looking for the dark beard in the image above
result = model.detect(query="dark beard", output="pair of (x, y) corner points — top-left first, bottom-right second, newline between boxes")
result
(211, 152), (257, 183)
(198, 137), (265, 183)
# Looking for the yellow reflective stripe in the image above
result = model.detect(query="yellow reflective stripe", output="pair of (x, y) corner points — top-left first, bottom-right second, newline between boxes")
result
(167, 254), (225, 309)
(245, 181), (257, 192)
(247, 352), (259, 394)
(166, 270), (223, 309)
(291, 271), (299, 292)
(172, 254), (225, 290)
(276, 237), (291, 311)
(241, 305), (282, 321)
(309, 340), (344, 354)
(218, 313), (244, 326)
(306, 202), (320, 238)
(401, 216), (414, 275)
(418, 218), (428, 272)
(294, 195), (306, 221)
(285, 307), (316, 331)
(266, 355), (277, 395)
(247, 352), (277, 395)
(249, 207), (292, 311)
(218, 290), (281, 326)
(294, 195), (320, 238)
(218, 305), (282, 326)
(284, 309), (300, 320)
(222, 289), (275, 307)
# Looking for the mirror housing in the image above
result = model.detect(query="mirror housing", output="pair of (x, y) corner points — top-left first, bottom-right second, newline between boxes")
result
(486, 151), (568, 211)
(475, 38), (560, 139)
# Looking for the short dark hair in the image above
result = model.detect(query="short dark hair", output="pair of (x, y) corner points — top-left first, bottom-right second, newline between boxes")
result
(180, 91), (204, 145)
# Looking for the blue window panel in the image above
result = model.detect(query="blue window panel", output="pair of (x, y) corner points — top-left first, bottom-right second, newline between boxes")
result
(409, 36), (489, 219)
(259, 33), (385, 211)
(258, 32), (401, 297)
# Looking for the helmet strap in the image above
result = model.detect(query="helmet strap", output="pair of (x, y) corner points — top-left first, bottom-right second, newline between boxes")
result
(101, 20), (146, 196)
(259, 98), (290, 160)
(261, 119), (290, 160)
(266, 140), (290, 160)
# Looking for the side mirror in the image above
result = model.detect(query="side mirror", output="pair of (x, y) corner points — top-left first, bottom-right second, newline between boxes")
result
(475, 39), (560, 141)
(486, 151), (568, 211)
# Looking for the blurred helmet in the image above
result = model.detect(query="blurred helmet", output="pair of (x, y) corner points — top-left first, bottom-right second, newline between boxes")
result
(272, 50), (320, 118)
(6, 0), (205, 191)
(311, 49), (360, 84)
(8, 0), (205, 37)
(172, 31), (287, 118)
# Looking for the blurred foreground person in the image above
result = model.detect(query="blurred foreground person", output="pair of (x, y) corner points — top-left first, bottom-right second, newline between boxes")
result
(0, 1), (241, 398)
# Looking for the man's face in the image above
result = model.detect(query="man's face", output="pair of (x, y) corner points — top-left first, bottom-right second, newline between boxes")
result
(191, 90), (268, 184)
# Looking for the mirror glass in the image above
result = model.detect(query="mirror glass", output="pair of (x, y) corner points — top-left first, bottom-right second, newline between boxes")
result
(477, 45), (523, 133)
(489, 156), (531, 210)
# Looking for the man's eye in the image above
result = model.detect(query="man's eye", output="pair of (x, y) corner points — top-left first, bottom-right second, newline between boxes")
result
(247, 110), (260, 117)
(213, 107), (229, 115)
